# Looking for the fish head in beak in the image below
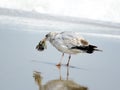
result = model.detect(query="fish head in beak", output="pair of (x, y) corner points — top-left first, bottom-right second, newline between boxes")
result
(36, 38), (47, 51)
(36, 32), (56, 51)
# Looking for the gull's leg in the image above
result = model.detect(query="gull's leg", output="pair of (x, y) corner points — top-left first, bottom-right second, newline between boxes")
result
(66, 54), (71, 66)
(56, 53), (64, 66)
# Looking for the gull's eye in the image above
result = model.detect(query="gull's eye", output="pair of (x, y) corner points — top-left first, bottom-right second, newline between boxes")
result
(45, 34), (49, 38)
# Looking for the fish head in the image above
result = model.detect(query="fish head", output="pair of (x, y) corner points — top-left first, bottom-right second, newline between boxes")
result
(36, 39), (47, 51)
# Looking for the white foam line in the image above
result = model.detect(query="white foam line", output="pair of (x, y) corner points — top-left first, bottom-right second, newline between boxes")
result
(13, 28), (120, 39)
(29, 30), (120, 39)
(80, 32), (120, 39)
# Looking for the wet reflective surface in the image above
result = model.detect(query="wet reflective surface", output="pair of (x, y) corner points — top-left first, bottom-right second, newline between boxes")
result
(0, 19), (120, 90)
(33, 66), (88, 90)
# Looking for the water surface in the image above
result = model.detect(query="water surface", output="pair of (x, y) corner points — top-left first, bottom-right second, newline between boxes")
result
(0, 16), (120, 90)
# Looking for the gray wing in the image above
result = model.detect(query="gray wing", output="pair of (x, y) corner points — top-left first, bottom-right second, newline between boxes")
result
(59, 32), (89, 48)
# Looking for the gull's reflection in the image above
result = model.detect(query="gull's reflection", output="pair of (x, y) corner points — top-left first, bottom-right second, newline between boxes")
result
(33, 71), (42, 90)
(33, 66), (88, 90)
(57, 66), (69, 80)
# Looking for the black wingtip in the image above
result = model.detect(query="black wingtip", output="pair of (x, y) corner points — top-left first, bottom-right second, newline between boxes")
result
(86, 45), (100, 54)
(71, 45), (102, 54)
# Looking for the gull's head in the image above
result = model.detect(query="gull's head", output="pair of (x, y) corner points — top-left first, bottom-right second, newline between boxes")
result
(36, 32), (57, 51)
(45, 32), (58, 41)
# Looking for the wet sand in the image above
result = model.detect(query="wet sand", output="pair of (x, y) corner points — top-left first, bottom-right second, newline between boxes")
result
(0, 29), (120, 90)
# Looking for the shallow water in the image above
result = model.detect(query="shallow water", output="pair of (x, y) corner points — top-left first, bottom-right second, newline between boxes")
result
(0, 29), (120, 90)
(0, 16), (120, 90)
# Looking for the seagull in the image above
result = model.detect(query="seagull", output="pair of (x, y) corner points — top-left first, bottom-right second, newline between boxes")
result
(36, 31), (102, 66)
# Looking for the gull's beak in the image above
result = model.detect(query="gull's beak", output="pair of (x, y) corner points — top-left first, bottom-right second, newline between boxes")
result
(42, 38), (47, 49)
